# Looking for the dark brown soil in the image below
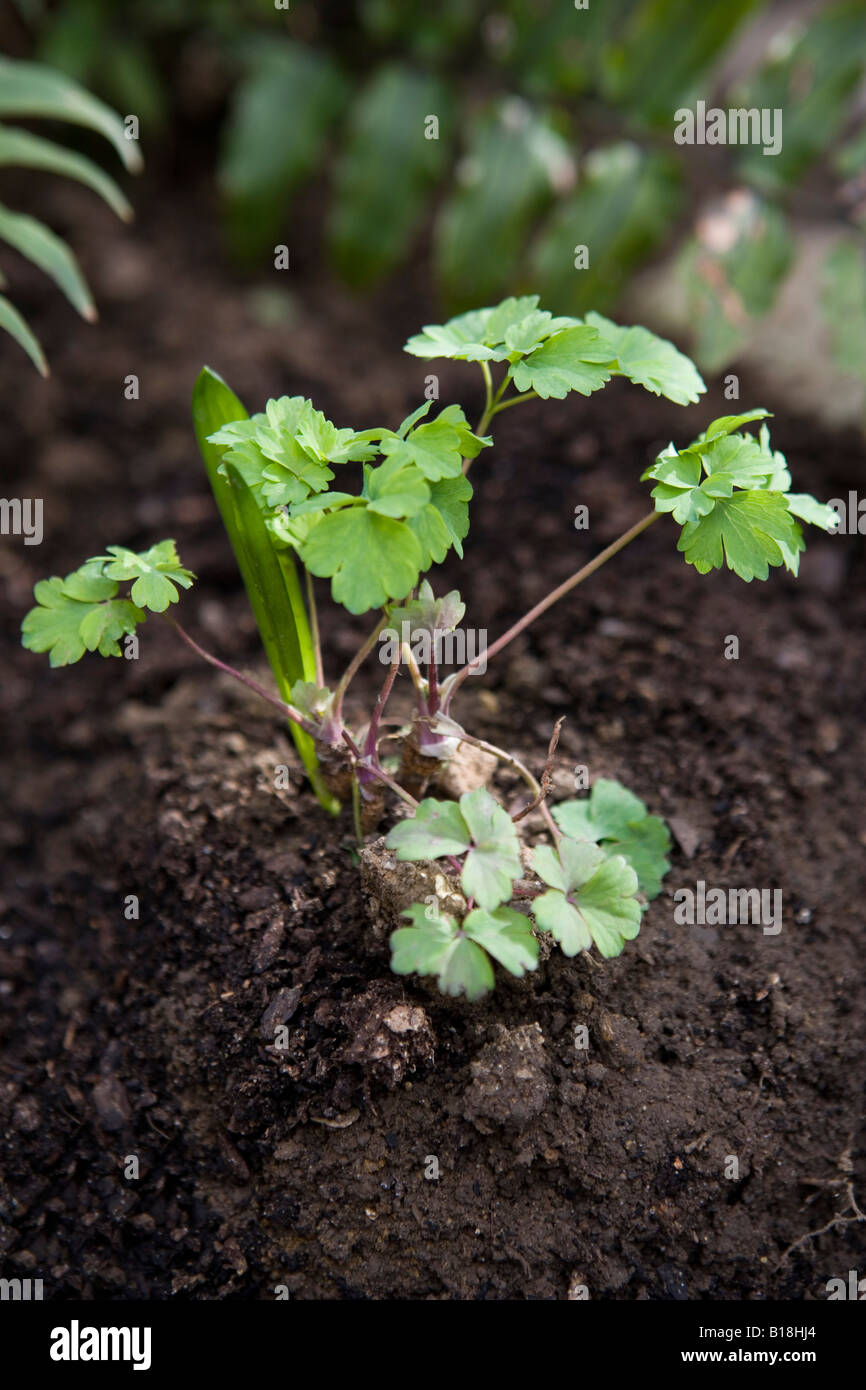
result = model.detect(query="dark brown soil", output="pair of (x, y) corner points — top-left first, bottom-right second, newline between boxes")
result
(1, 173), (865, 1301)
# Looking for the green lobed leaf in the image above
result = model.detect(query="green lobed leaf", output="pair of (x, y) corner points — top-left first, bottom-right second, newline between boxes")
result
(364, 456), (430, 518)
(386, 798), (472, 860)
(209, 397), (378, 509)
(389, 579), (466, 636)
(785, 494), (839, 532)
(586, 311), (705, 405)
(645, 417), (837, 558)
(381, 404), (490, 480)
(386, 788), (522, 912)
(418, 474), (473, 560)
(299, 507), (423, 614)
(288, 680), (335, 724)
(21, 567), (146, 666)
(97, 540), (195, 613)
(458, 787), (523, 911)
(697, 409), (772, 442)
(208, 396), (374, 510)
(553, 779), (671, 899)
(404, 308), (502, 362)
(677, 491), (805, 582)
(404, 295), (578, 364)
(390, 903), (495, 1001)
(532, 837), (642, 958)
(509, 324), (613, 399)
(78, 598), (145, 657)
(462, 906), (539, 977)
(645, 432), (775, 524)
(22, 576), (98, 667)
(389, 900), (535, 999)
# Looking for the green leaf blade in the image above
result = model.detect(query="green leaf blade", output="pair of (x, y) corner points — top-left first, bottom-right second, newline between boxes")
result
(553, 779), (671, 899)
(0, 124), (132, 220)
(464, 906), (539, 978)
(510, 324), (612, 399)
(0, 202), (94, 320)
(0, 292), (47, 375)
(586, 311), (705, 405)
(386, 799), (470, 861)
(300, 507), (423, 614)
(0, 57), (142, 172)
(459, 788), (522, 911)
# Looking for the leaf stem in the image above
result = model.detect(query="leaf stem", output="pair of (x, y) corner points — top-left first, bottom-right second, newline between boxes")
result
(305, 567), (324, 687)
(167, 619), (315, 733)
(341, 729), (418, 809)
(468, 373), (535, 473)
(333, 612), (388, 721)
(351, 777), (364, 848)
(491, 388), (538, 414)
(364, 656), (400, 759)
(479, 360), (494, 427)
(402, 642), (426, 704)
(445, 509), (661, 701)
(444, 724), (561, 841)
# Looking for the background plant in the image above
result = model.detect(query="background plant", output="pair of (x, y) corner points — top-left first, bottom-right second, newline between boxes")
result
(0, 54), (140, 372)
(12, 0), (866, 403)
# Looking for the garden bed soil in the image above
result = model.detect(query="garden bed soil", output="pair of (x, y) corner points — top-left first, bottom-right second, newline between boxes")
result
(1, 176), (865, 1300)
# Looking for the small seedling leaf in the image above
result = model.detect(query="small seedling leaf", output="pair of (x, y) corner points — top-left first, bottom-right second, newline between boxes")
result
(553, 778), (671, 899)
(586, 311), (705, 404)
(532, 837), (641, 958)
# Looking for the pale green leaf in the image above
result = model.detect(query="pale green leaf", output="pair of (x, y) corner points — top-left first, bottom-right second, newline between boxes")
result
(0, 292), (47, 374)
(459, 787), (522, 911)
(300, 507), (423, 613)
(678, 490), (805, 582)
(0, 202), (94, 319)
(586, 311), (705, 405)
(553, 779), (671, 899)
(510, 325), (612, 399)
(0, 124), (132, 220)
(0, 57), (142, 172)
(463, 906), (539, 977)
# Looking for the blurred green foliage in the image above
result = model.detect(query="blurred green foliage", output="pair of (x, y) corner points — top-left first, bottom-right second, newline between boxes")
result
(0, 55), (140, 372)
(329, 66), (451, 288)
(822, 237), (866, 394)
(220, 38), (347, 259)
(530, 143), (682, 315)
(14, 0), (866, 387)
(678, 194), (793, 371)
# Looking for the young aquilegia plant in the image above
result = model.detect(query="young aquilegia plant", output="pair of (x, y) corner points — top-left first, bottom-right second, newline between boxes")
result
(22, 296), (838, 1000)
